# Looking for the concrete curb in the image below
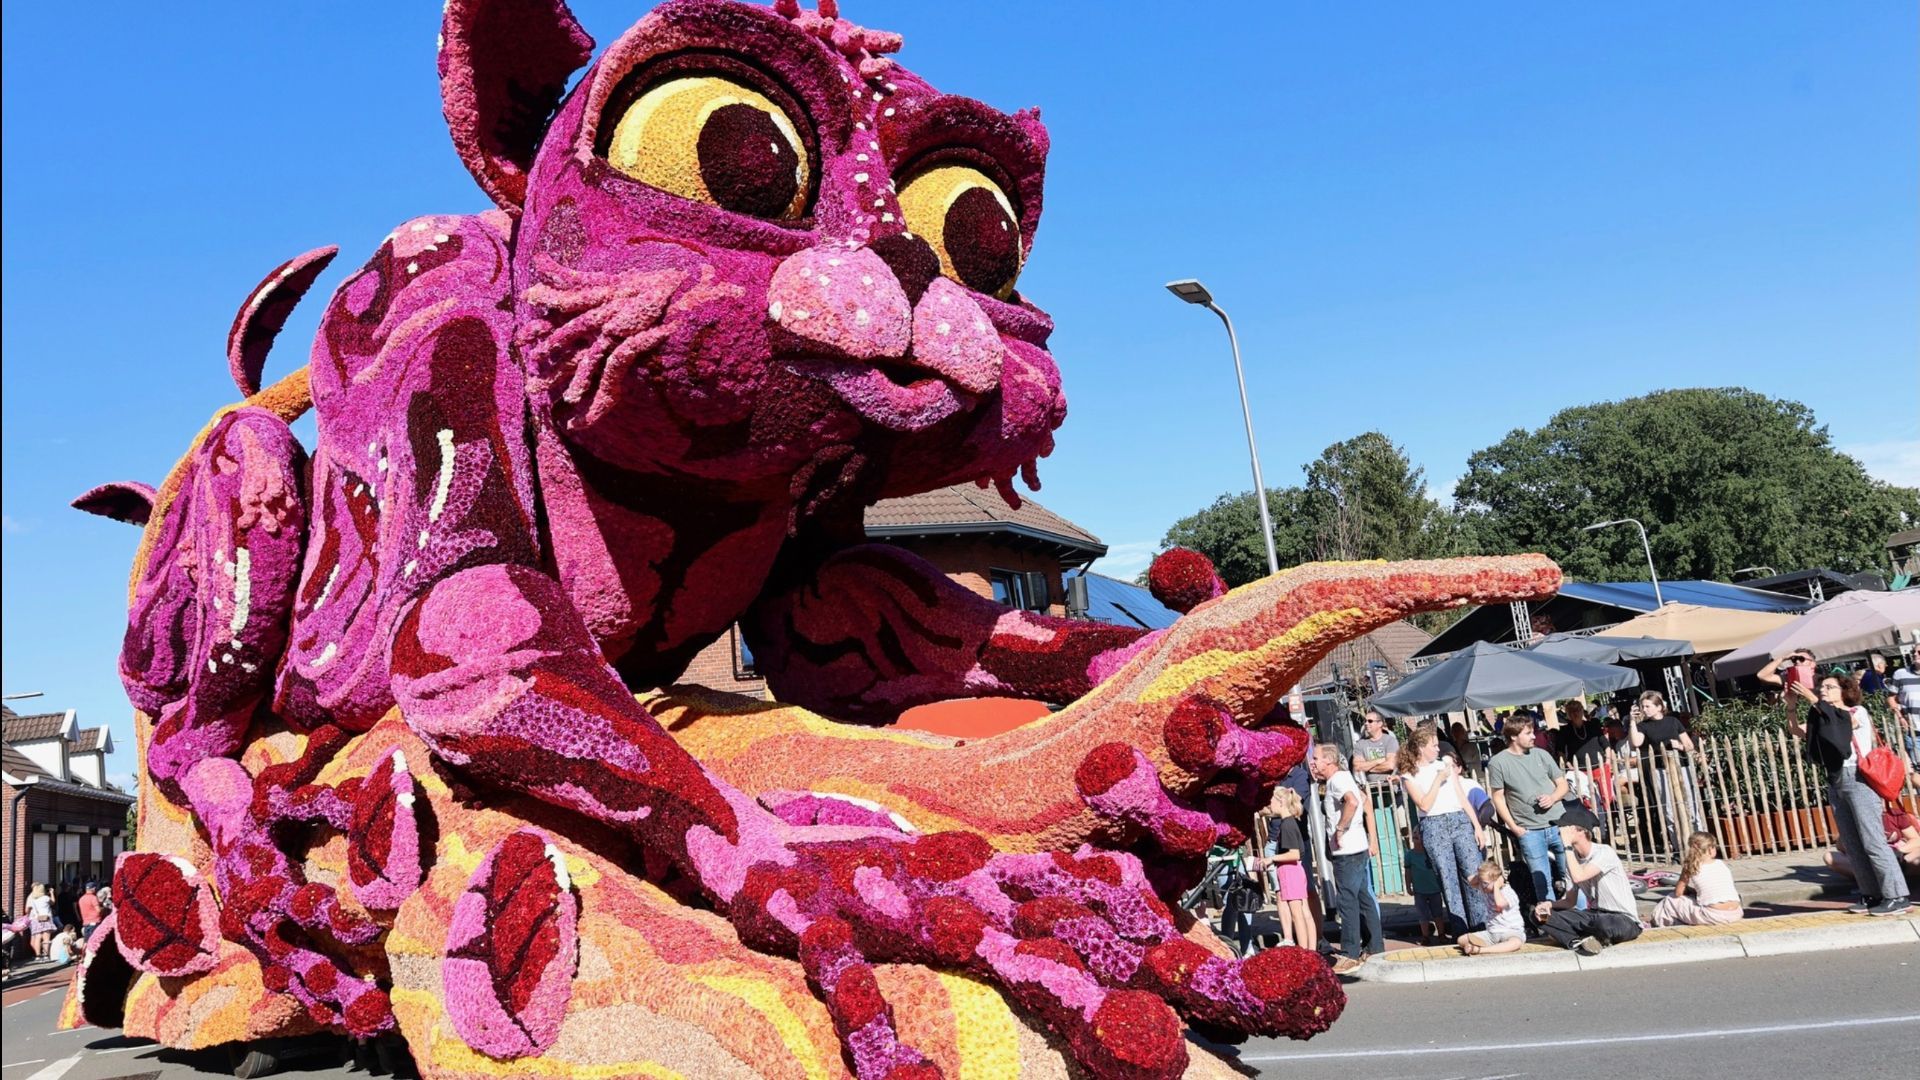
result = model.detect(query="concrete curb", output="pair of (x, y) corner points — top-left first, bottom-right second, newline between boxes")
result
(1352, 913), (1920, 984)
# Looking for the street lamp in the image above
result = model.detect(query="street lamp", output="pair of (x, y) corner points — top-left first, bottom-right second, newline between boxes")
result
(1165, 279), (1279, 575)
(1584, 518), (1664, 607)
(1733, 566), (1776, 580)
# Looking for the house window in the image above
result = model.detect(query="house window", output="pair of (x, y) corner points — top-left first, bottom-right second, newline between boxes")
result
(56, 833), (82, 888)
(990, 569), (1051, 613)
(735, 626), (759, 679)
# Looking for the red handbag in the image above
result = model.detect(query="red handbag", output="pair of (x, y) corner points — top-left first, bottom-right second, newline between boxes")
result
(1859, 744), (1905, 803)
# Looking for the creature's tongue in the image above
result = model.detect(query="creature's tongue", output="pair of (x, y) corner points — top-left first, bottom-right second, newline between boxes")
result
(790, 358), (965, 432)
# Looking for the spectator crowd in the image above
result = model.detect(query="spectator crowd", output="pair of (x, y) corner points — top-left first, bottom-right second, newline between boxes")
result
(1190, 645), (1920, 974)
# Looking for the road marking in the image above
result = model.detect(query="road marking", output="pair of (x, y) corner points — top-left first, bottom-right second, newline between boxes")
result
(20, 1056), (78, 1080)
(2, 1061), (48, 1069)
(1240, 1013), (1920, 1062)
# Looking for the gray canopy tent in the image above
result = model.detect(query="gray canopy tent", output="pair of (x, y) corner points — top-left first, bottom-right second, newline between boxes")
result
(1368, 641), (1643, 718)
(1526, 632), (1691, 664)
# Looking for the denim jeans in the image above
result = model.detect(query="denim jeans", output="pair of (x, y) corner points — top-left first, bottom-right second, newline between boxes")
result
(1417, 810), (1488, 936)
(1330, 850), (1385, 959)
(1515, 824), (1570, 905)
(1830, 765), (1910, 904)
(1905, 733), (1920, 770)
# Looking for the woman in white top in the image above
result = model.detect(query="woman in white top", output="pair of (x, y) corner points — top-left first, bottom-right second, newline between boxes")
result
(25, 882), (56, 959)
(1652, 831), (1743, 926)
(1397, 727), (1488, 935)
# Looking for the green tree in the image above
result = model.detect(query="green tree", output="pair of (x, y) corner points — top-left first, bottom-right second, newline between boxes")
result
(1305, 432), (1458, 562)
(1455, 388), (1920, 581)
(1157, 486), (1322, 588)
(1157, 432), (1458, 587)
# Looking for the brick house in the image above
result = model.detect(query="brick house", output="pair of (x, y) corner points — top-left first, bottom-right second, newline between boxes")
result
(3, 704), (135, 917)
(678, 483), (1107, 698)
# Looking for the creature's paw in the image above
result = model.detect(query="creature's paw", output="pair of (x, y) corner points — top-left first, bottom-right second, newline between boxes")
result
(1060, 554), (1560, 877)
(668, 553), (1560, 889)
(724, 830), (1343, 1080)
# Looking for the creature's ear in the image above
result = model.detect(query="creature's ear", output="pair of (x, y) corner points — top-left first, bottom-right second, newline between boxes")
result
(73, 482), (157, 526)
(229, 245), (338, 397)
(439, 0), (596, 212)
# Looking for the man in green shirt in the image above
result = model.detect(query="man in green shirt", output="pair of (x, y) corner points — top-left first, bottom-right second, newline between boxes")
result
(1488, 716), (1571, 905)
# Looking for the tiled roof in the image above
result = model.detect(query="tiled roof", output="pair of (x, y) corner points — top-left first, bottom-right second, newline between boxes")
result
(70, 728), (109, 753)
(3, 745), (46, 781)
(1301, 620), (1436, 690)
(2, 710), (72, 744)
(865, 484), (1104, 552)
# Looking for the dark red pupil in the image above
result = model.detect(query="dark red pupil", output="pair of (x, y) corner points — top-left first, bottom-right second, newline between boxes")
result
(944, 185), (1019, 294)
(697, 103), (799, 218)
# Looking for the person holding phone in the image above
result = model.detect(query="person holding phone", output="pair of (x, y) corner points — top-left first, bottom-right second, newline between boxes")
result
(1628, 690), (1700, 858)
(1396, 727), (1488, 937)
(1761, 653), (1911, 917)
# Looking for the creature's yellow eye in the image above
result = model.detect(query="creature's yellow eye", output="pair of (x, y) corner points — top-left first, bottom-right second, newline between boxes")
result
(605, 75), (810, 220)
(896, 165), (1023, 300)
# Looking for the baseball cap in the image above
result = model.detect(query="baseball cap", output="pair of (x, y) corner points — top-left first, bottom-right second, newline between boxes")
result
(1558, 805), (1603, 833)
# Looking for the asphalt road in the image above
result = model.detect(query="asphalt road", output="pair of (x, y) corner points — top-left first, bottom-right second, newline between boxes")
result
(1218, 941), (1920, 1080)
(5, 945), (1917, 1079)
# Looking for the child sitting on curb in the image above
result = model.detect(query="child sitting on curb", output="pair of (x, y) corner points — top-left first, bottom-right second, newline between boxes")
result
(48, 925), (80, 966)
(1653, 831), (1744, 927)
(1457, 860), (1526, 955)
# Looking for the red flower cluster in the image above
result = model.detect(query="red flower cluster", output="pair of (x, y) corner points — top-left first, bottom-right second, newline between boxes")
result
(1146, 548), (1227, 613)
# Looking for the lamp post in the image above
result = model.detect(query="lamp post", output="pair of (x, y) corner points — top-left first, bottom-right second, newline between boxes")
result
(1584, 518), (1664, 607)
(1165, 279), (1279, 575)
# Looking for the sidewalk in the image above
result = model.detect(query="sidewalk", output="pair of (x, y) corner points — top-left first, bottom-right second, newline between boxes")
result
(1369, 847), (1849, 935)
(1356, 908), (1920, 983)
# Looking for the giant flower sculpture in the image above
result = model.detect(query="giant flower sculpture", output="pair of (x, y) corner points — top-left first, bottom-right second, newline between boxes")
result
(64, 2), (1561, 1077)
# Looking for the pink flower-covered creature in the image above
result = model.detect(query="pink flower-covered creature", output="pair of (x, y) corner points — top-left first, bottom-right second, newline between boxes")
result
(72, 2), (1563, 1076)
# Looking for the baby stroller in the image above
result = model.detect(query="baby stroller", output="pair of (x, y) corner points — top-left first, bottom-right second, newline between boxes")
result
(1180, 843), (1266, 957)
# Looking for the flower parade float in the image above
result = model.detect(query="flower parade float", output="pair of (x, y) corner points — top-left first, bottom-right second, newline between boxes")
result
(63, 1), (1562, 1076)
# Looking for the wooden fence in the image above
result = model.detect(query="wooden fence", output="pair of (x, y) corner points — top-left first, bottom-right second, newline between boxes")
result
(1348, 716), (1919, 896)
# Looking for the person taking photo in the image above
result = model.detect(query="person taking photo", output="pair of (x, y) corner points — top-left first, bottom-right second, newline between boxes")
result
(1762, 653), (1911, 917)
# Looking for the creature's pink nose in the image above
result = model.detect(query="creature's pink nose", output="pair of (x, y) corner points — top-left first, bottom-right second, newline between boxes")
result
(767, 247), (911, 360)
(912, 279), (1003, 394)
(768, 245), (1003, 394)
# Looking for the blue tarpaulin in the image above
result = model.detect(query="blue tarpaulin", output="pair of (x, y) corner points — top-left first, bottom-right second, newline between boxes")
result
(1555, 580), (1811, 614)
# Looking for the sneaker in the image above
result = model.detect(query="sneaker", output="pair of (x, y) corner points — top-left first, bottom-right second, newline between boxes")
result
(1866, 898), (1912, 917)
(1846, 897), (1878, 915)
(1574, 936), (1606, 956)
(1331, 956), (1365, 975)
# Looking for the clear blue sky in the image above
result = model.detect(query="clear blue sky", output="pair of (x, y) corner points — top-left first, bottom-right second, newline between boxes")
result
(4, 2), (1915, 785)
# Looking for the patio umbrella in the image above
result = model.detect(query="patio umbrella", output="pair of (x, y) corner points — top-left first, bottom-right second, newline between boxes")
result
(1367, 641), (1643, 718)
(1604, 603), (1797, 655)
(1713, 589), (1920, 679)
(1527, 632), (1692, 664)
